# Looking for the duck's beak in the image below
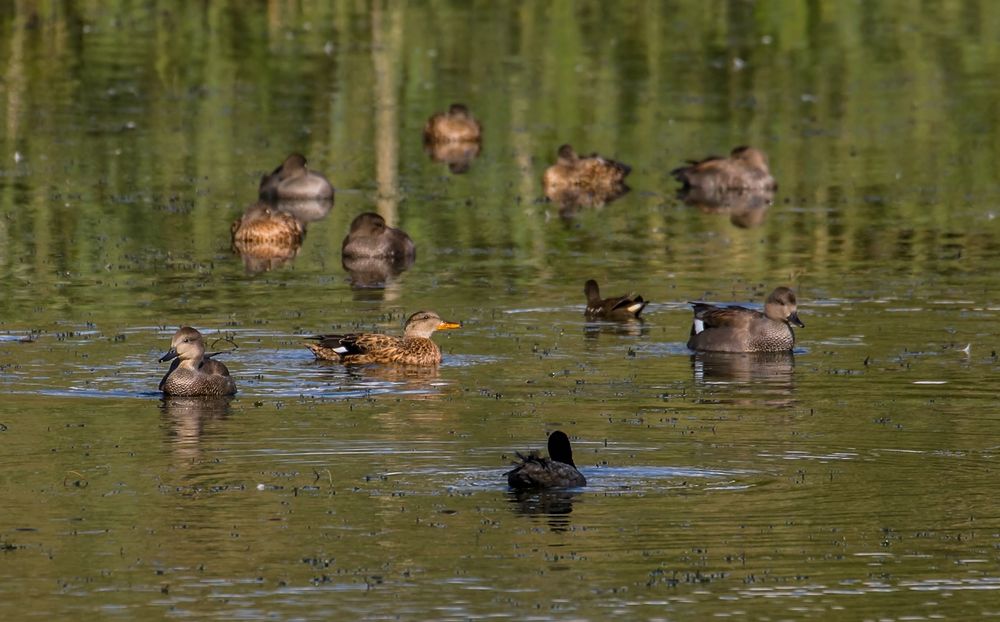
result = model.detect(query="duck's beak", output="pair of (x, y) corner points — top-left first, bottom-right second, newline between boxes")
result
(437, 321), (462, 331)
(788, 312), (804, 328)
(159, 348), (179, 362)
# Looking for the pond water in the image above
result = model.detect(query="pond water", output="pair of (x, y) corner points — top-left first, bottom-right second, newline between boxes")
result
(2, 1), (1000, 620)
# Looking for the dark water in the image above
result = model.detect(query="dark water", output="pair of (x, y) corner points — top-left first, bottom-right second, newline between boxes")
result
(2, 1), (1000, 619)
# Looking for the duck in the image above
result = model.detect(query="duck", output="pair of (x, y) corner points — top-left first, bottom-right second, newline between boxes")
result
(584, 279), (647, 321)
(671, 146), (776, 192)
(231, 202), (304, 245)
(423, 103), (482, 144)
(158, 327), (237, 396)
(687, 287), (804, 352)
(506, 430), (586, 489)
(543, 144), (631, 207)
(341, 212), (416, 260)
(305, 310), (461, 365)
(258, 153), (334, 201)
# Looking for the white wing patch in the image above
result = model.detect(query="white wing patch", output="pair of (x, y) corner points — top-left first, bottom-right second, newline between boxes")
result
(333, 346), (349, 354)
(693, 319), (705, 334)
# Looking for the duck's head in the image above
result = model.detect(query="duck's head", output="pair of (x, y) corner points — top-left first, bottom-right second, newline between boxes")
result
(556, 144), (578, 165)
(730, 146), (769, 171)
(159, 326), (207, 363)
(764, 287), (804, 327)
(547, 430), (576, 467)
(584, 279), (601, 302)
(448, 103), (470, 117)
(402, 310), (462, 339)
(279, 153), (309, 178)
(349, 212), (387, 235)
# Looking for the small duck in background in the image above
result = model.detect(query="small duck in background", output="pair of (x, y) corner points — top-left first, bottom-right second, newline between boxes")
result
(341, 212), (416, 260)
(423, 104), (482, 173)
(158, 327), (237, 396)
(259, 153), (334, 201)
(423, 103), (482, 143)
(671, 146), (776, 193)
(506, 430), (586, 489)
(231, 202), (304, 273)
(543, 144), (631, 208)
(305, 310), (461, 366)
(687, 286), (803, 353)
(584, 279), (648, 321)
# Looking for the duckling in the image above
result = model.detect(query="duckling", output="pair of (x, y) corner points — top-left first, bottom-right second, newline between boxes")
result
(341, 212), (416, 260)
(259, 153), (334, 201)
(671, 146), (776, 192)
(305, 310), (461, 365)
(584, 279), (648, 321)
(506, 430), (586, 489)
(687, 287), (804, 352)
(423, 103), (482, 144)
(543, 144), (631, 207)
(158, 327), (237, 396)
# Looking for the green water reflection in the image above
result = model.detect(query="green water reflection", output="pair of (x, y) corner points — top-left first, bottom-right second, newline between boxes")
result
(1, 1), (1000, 620)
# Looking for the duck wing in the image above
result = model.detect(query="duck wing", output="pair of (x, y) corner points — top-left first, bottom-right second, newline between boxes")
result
(308, 332), (402, 357)
(690, 303), (758, 329)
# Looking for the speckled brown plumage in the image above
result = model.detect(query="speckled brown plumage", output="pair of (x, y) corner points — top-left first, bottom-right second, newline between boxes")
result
(506, 431), (586, 489)
(584, 279), (647, 321)
(543, 144), (631, 207)
(687, 287), (804, 353)
(423, 104), (482, 144)
(159, 327), (237, 396)
(671, 146), (776, 193)
(231, 202), (304, 245)
(306, 310), (461, 366)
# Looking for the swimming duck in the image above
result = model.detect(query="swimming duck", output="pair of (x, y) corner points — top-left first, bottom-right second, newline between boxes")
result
(506, 430), (586, 489)
(671, 146), (776, 192)
(305, 310), (461, 365)
(259, 153), (334, 201)
(543, 144), (631, 207)
(158, 327), (237, 396)
(584, 279), (648, 321)
(687, 287), (803, 352)
(423, 103), (482, 144)
(341, 212), (416, 260)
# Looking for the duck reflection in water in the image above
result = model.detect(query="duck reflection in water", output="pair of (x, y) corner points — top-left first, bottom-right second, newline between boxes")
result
(506, 489), (581, 532)
(423, 103), (482, 173)
(160, 396), (233, 463)
(691, 350), (796, 385)
(679, 186), (774, 229)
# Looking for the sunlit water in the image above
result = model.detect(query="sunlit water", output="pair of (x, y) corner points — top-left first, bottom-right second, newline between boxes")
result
(2, 2), (1000, 620)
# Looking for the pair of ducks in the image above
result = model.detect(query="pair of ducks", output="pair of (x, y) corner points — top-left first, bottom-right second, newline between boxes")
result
(585, 280), (804, 353)
(158, 310), (461, 397)
(542, 144), (776, 208)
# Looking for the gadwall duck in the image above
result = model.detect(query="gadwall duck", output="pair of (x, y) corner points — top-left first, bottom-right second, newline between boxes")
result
(584, 279), (647, 321)
(305, 310), (461, 365)
(423, 103), (482, 144)
(543, 144), (631, 207)
(687, 287), (804, 352)
(671, 146), (776, 192)
(341, 212), (416, 260)
(506, 430), (586, 489)
(158, 327), (237, 396)
(259, 153), (334, 201)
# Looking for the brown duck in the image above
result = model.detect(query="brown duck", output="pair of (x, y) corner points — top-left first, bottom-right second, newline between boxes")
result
(158, 327), (237, 396)
(687, 287), (803, 352)
(341, 212), (416, 260)
(543, 144), (631, 207)
(506, 430), (586, 489)
(259, 153), (334, 201)
(423, 103), (482, 144)
(671, 146), (776, 192)
(305, 310), (461, 365)
(584, 279), (647, 321)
